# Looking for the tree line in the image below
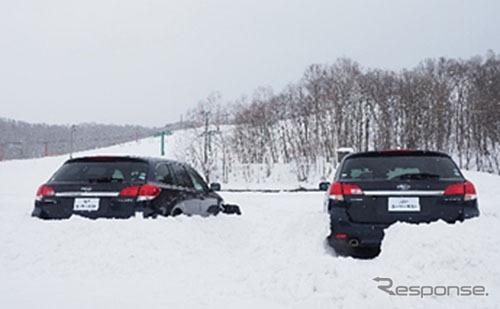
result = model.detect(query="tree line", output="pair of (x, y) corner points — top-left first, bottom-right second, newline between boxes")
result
(0, 118), (156, 160)
(183, 52), (500, 181)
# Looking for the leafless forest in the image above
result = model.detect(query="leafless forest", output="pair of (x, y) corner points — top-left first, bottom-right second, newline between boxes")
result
(0, 119), (155, 160)
(184, 52), (500, 180)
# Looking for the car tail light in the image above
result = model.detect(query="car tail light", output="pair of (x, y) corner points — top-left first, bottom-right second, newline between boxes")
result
(329, 182), (363, 201)
(342, 183), (364, 195)
(119, 185), (141, 197)
(335, 233), (348, 239)
(138, 184), (161, 201)
(443, 183), (465, 195)
(444, 181), (477, 201)
(464, 181), (477, 201)
(329, 182), (344, 200)
(119, 184), (161, 201)
(36, 185), (55, 200)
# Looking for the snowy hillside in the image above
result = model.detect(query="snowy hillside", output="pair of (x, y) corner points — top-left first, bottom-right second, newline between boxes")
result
(0, 134), (499, 308)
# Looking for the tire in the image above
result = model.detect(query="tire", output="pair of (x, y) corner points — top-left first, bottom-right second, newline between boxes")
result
(171, 208), (183, 217)
(207, 205), (221, 216)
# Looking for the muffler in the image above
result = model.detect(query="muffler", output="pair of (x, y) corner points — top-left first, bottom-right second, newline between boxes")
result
(348, 238), (360, 248)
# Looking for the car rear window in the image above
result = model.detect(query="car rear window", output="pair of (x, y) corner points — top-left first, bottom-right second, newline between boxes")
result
(339, 155), (463, 181)
(51, 161), (149, 183)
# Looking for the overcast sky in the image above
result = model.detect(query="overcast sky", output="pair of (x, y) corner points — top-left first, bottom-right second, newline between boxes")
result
(1, 0), (499, 127)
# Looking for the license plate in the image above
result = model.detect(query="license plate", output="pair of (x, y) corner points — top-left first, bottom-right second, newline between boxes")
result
(74, 198), (100, 211)
(388, 197), (420, 212)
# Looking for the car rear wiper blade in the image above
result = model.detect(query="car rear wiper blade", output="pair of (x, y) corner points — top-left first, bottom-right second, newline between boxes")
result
(87, 177), (124, 183)
(392, 173), (441, 180)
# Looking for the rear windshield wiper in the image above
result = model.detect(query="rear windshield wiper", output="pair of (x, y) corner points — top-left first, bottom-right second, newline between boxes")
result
(392, 173), (440, 180)
(87, 177), (124, 183)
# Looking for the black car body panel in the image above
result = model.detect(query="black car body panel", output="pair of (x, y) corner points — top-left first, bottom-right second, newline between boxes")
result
(326, 150), (479, 255)
(33, 156), (228, 219)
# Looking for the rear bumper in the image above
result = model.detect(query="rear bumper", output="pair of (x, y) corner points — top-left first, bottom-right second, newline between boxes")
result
(462, 205), (480, 219)
(329, 209), (387, 246)
(32, 198), (154, 219)
(328, 199), (479, 246)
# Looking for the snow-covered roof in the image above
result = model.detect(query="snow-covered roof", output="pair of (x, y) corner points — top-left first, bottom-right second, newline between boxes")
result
(337, 147), (355, 152)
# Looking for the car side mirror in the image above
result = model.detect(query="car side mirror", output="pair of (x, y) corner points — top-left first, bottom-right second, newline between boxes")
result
(319, 182), (330, 191)
(210, 183), (221, 191)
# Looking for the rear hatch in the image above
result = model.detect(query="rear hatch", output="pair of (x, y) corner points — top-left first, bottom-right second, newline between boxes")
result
(47, 157), (149, 215)
(338, 152), (466, 224)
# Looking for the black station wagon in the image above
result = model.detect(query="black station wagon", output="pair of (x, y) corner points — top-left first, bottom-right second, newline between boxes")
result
(33, 156), (240, 219)
(325, 150), (479, 258)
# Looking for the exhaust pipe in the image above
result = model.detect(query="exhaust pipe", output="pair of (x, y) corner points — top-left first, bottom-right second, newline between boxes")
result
(348, 238), (360, 248)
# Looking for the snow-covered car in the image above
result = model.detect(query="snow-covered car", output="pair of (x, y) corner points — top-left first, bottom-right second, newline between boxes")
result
(325, 150), (479, 258)
(32, 156), (241, 219)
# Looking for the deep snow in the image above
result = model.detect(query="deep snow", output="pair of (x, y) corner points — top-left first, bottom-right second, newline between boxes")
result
(0, 136), (498, 308)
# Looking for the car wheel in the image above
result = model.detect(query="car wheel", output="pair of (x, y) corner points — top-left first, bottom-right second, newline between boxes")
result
(207, 205), (221, 216)
(171, 208), (183, 217)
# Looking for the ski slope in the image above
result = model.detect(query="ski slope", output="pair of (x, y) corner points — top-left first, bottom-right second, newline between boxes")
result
(0, 136), (499, 308)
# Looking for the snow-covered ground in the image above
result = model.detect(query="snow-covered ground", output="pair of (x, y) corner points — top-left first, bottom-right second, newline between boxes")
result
(0, 136), (499, 308)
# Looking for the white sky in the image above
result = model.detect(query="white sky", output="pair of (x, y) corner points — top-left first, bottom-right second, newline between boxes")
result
(1, 0), (499, 127)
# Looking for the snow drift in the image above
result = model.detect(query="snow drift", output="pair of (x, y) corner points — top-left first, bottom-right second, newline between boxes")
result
(0, 135), (498, 308)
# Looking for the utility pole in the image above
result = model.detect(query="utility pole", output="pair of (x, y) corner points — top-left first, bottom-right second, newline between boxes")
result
(43, 142), (49, 157)
(161, 133), (165, 156)
(204, 115), (209, 167)
(0, 147), (3, 161)
(69, 125), (76, 158)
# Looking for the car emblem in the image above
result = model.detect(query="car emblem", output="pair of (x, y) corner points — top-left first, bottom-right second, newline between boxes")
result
(397, 184), (411, 191)
(81, 187), (93, 192)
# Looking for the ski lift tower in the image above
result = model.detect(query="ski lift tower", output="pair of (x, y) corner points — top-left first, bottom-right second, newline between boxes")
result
(154, 130), (173, 156)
